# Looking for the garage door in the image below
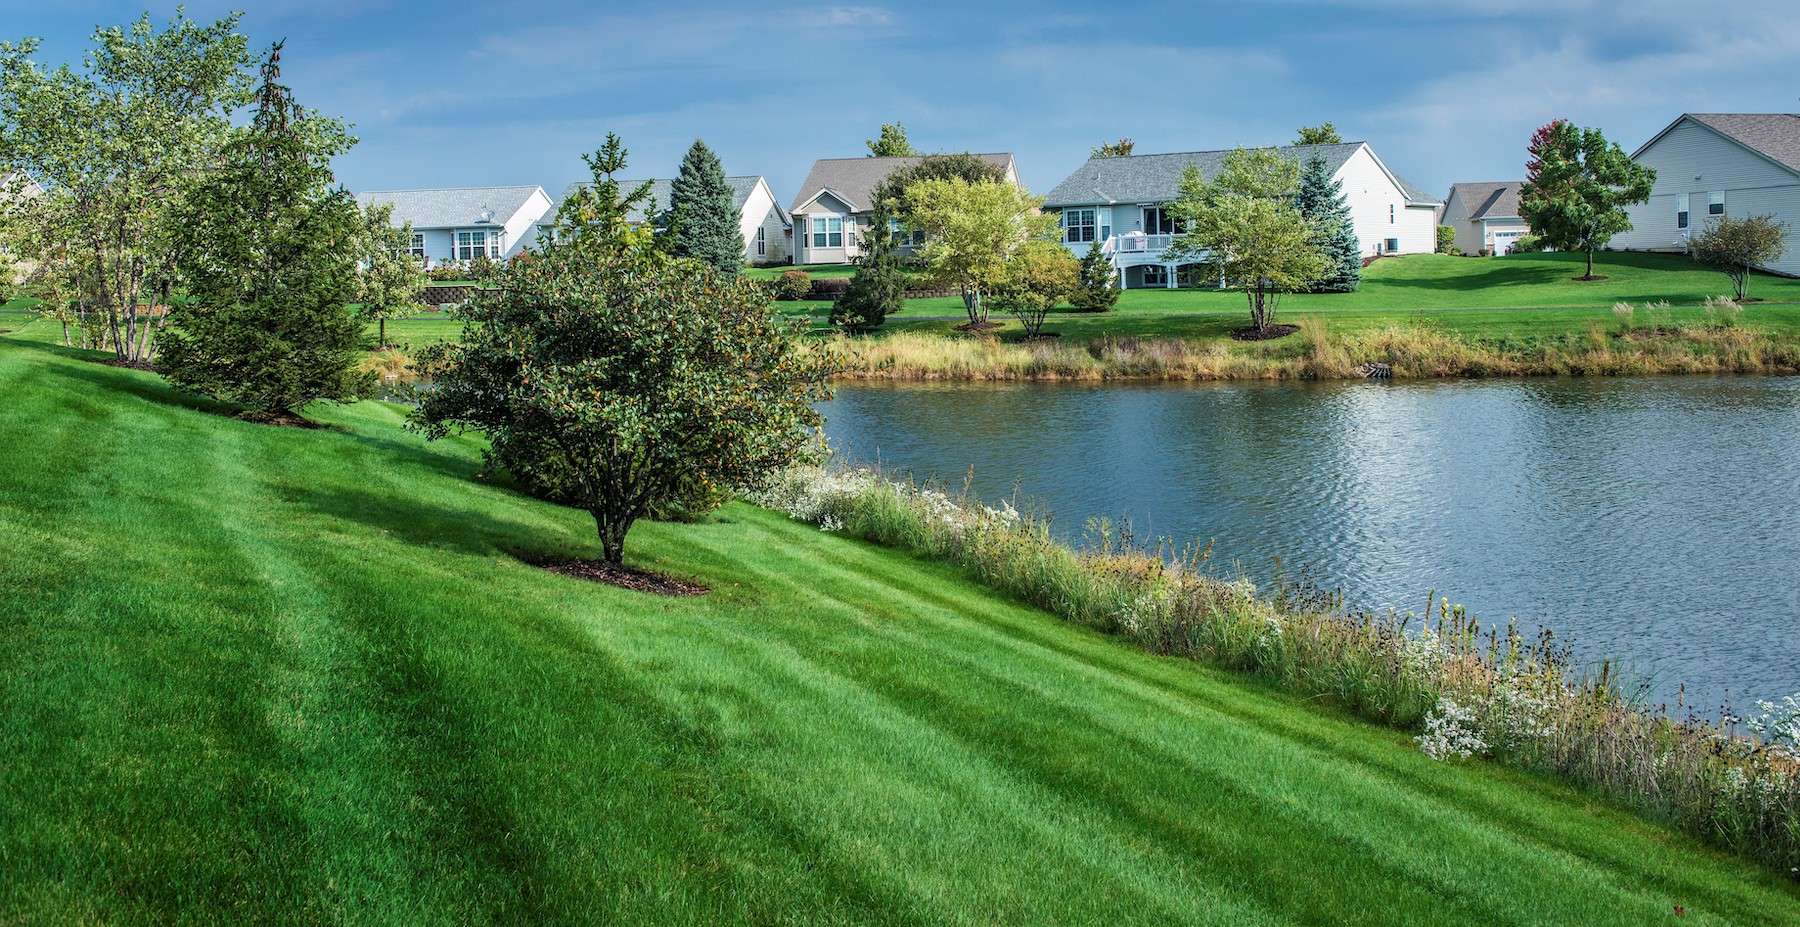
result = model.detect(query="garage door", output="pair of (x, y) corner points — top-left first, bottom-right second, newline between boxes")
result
(1492, 230), (1524, 255)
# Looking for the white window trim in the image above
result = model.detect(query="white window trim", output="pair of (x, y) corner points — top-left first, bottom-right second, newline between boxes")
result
(755, 226), (766, 256)
(811, 216), (843, 248)
(1676, 194), (1690, 230)
(1708, 191), (1725, 216)
(1063, 208), (1096, 244)
(407, 232), (425, 259)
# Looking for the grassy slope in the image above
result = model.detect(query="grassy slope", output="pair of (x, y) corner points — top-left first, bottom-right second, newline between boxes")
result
(2, 328), (1798, 924)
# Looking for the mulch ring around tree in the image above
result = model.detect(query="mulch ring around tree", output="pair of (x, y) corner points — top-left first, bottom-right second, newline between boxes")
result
(1572, 275), (1611, 282)
(99, 357), (157, 371)
(953, 321), (1005, 333)
(537, 557), (709, 597)
(1228, 324), (1300, 342)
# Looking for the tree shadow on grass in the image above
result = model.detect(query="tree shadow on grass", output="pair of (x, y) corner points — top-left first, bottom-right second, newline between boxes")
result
(283, 480), (586, 564)
(6, 338), (242, 418)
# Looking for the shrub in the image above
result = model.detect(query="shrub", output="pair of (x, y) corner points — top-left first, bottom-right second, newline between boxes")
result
(771, 269), (812, 300)
(832, 219), (905, 331)
(1690, 214), (1789, 301)
(1435, 224), (1456, 254)
(426, 263), (468, 281)
(1509, 234), (1545, 253)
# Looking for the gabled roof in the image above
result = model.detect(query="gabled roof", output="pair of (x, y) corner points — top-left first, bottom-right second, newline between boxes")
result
(1635, 113), (1800, 177)
(1446, 181), (1523, 220)
(1044, 142), (1437, 208)
(355, 185), (545, 229)
(548, 175), (786, 226)
(789, 153), (1017, 213)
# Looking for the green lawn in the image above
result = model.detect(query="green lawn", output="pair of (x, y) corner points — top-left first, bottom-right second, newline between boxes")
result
(2, 325), (1798, 923)
(799, 251), (1800, 344)
(745, 261), (856, 280)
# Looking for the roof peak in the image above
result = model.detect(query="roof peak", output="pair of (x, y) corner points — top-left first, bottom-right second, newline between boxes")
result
(359, 184), (541, 194)
(808, 152), (1013, 163)
(1094, 141), (1363, 161)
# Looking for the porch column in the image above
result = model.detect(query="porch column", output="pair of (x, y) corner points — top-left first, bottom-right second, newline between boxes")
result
(1165, 263), (1175, 289)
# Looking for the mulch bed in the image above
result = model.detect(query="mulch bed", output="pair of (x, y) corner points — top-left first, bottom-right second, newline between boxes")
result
(98, 357), (156, 371)
(954, 321), (1005, 333)
(537, 558), (709, 597)
(1228, 324), (1300, 342)
(1572, 275), (1611, 282)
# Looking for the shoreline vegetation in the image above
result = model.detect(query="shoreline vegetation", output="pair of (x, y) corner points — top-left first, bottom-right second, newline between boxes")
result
(753, 465), (1800, 880)
(829, 308), (1800, 381)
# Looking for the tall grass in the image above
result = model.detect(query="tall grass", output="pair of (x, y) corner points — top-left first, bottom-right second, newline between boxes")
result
(753, 466), (1800, 879)
(830, 319), (1800, 381)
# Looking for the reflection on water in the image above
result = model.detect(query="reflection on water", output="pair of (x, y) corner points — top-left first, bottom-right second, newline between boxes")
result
(822, 377), (1800, 709)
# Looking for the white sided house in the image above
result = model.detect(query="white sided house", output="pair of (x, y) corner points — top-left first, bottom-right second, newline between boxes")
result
(1613, 113), (1800, 277)
(1044, 142), (1439, 288)
(1440, 182), (1531, 255)
(355, 186), (552, 268)
(788, 153), (1018, 265)
(538, 175), (791, 266)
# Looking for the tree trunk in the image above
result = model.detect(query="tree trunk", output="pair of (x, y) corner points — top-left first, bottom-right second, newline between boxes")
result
(378, 317), (387, 349)
(1585, 248), (1594, 279)
(594, 509), (633, 566)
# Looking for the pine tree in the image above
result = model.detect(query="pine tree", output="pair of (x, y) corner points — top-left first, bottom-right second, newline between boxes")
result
(1295, 156), (1361, 293)
(159, 42), (369, 422)
(666, 139), (743, 274)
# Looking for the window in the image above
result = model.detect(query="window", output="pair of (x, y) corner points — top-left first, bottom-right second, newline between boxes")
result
(810, 216), (843, 248)
(1389, 204), (1395, 224)
(456, 229), (501, 260)
(407, 232), (425, 259)
(1384, 237), (1400, 253)
(1142, 206), (1175, 236)
(889, 219), (927, 246)
(1676, 194), (1689, 230)
(755, 226), (766, 256)
(1063, 208), (1096, 243)
(1142, 264), (1168, 286)
(1709, 191), (1725, 216)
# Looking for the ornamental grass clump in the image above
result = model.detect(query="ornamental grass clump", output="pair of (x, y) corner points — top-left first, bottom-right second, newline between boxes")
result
(753, 463), (1800, 877)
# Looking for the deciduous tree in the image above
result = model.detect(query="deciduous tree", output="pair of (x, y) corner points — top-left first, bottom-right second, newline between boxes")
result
(992, 240), (1078, 338)
(904, 177), (1055, 329)
(866, 122), (919, 157)
(1295, 123), (1342, 145)
(1689, 214), (1788, 301)
(1091, 138), (1135, 158)
(357, 203), (423, 348)
(666, 139), (743, 274)
(1518, 120), (1655, 280)
(413, 134), (834, 566)
(158, 43), (368, 422)
(1166, 149), (1326, 334)
(0, 11), (252, 364)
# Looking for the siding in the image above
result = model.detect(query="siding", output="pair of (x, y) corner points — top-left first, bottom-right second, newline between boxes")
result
(1617, 117), (1800, 275)
(1335, 146), (1432, 256)
(1439, 189), (1484, 254)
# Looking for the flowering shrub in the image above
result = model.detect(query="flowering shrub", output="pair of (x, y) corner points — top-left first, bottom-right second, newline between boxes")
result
(752, 463), (1800, 878)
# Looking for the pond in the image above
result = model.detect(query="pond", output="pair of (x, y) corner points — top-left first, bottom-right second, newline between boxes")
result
(821, 377), (1800, 710)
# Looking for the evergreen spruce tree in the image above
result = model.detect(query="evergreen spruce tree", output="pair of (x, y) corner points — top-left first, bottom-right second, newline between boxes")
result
(666, 139), (743, 274)
(1071, 239), (1118, 312)
(832, 198), (906, 331)
(1295, 156), (1361, 293)
(159, 42), (369, 422)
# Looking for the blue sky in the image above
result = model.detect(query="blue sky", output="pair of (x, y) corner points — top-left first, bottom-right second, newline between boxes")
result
(6, 1), (1799, 204)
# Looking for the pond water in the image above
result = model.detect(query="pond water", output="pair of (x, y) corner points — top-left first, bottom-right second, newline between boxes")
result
(821, 377), (1800, 710)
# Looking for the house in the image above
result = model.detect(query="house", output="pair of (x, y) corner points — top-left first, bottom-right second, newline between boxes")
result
(539, 175), (792, 265)
(1043, 142), (1439, 288)
(354, 185), (553, 268)
(1613, 113), (1800, 276)
(1439, 182), (1531, 255)
(787, 153), (1018, 264)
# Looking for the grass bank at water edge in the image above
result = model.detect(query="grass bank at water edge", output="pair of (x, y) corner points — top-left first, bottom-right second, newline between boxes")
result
(3, 333), (1799, 923)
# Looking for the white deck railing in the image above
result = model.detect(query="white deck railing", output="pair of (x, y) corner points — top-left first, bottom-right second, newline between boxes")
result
(1109, 233), (1173, 254)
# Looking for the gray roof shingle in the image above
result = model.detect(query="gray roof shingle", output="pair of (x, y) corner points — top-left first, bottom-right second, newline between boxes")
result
(1446, 181), (1523, 220)
(788, 153), (1016, 213)
(1044, 142), (1437, 208)
(1681, 114), (1800, 175)
(548, 175), (782, 225)
(355, 185), (544, 229)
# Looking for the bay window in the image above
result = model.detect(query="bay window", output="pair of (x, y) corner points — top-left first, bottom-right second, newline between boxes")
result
(811, 216), (843, 248)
